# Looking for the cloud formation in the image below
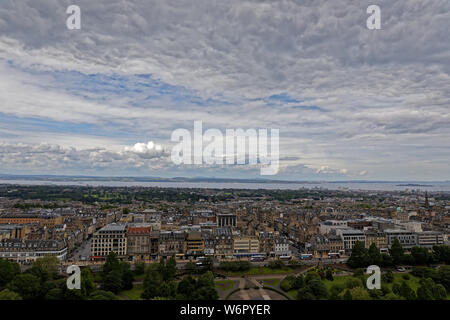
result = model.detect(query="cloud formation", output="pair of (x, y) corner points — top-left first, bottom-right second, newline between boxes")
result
(0, 0), (449, 180)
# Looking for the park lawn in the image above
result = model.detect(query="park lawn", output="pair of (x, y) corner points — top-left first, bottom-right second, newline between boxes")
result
(323, 275), (356, 290)
(386, 273), (422, 292)
(215, 280), (235, 291)
(121, 284), (144, 300)
(261, 278), (280, 287)
(227, 267), (294, 276)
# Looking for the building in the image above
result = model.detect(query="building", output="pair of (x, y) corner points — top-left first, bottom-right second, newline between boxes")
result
(364, 231), (387, 250)
(0, 224), (31, 240)
(217, 214), (237, 227)
(274, 238), (291, 257)
(127, 223), (152, 261)
(185, 231), (204, 257)
(0, 214), (64, 228)
(91, 223), (127, 260)
(233, 236), (259, 257)
(309, 234), (344, 258)
(416, 231), (444, 249)
(158, 230), (185, 258)
(213, 227), (234, 259)
(0, 239), (67, 263)
(337, 229), (366, 253)
(385, 229), (417, 250)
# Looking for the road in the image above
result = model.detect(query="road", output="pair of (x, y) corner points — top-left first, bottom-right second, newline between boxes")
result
(69, 238), (92, 261)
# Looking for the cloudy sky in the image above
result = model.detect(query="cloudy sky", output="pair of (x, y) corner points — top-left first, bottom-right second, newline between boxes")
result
(0, 0), (449, 181)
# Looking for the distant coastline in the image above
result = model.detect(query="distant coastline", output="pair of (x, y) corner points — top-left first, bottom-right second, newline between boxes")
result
(0, 174), (449, 192)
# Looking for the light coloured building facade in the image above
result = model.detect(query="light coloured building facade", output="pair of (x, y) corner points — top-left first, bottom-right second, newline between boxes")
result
(91, 223), (127, 260)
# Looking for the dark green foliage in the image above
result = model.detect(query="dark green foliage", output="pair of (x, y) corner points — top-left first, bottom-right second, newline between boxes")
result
(382, 270), (394, 283)
(7, 273), (41, 300)
(347, 241), (369, 268)
(134, 261), (146, 275)
(0, 258), (21, 287)
(219, 261), (252, 272)
(389, 238), (404, 266)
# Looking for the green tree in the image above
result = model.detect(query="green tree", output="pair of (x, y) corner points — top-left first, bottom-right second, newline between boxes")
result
(0, 288), (22, 300)
(309, 279), (328, 299)
(343, 289), (352, 300)
(389, 238), (404, 266)
(120, 262), (134, 290)
(102, 269), (123, 294)
(142, 269), (162, 299)
(177, 275), (196, 299)
(102, 252), (121, 279)
(32, 255), (59, 280)
(399, 282), (416, 300)
(7, 273), (41, 299)
(89, 290), (120, 300)
(296, 287), (315, 300)
(417, 278), (434, 300)
(0, 259), (21, 287)
(81, 267), (96, 297)
(347, 241), (369, 268)
(134, 261), (146, 275)
(411, 247), (430, 265)
(349, 287), (371, 300)
(368, 243), (382, 266)
(381, 270), (394, 283)
(325, 269), (334, 281)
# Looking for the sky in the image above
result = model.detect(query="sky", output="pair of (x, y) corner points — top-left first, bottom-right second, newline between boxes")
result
(0, 0), (449, 181)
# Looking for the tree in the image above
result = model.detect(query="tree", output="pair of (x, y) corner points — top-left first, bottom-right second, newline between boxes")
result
(381, 254), (393, 267)
(349, 287), (371, 300)
(436, 266), (450, 292)
(343, 289), (352, 300)
(368, 243), (382, 266)
(120, 262), (134, 290)
(81, 267), (96, 297)
(347, 241), (369, 268)
(0, 289), (22, 300)
(432, 284), (447, 300)
(102, 269), (123, 294)
(412, 246), (430, 264)
(165, 256), (177, 280)
(417, 278), (434, 300)
(177, 276), (196, 298)
(399, 282), (416, 300)
(142, 269), (163, 299)
(325, 269), (334, 281)
(102, 252), (121, 279)
(296, 287), (315, 300)
(389, 238), (404, 266)
(0, 258), (21, 287)
(89, 290), (120, 300)
(432, 245), (450, 264)
(134, 261), (146, 275)
(7, 273), (41, 300)
(32, 255), (59, 280)
(382, 270), (394, 283)
(308, 279), (328, 299)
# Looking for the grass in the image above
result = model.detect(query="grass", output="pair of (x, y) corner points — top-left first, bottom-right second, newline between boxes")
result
(261, 278), (280, 287)
(120, 284), (144, 300)
(215, 280), (235, 291)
